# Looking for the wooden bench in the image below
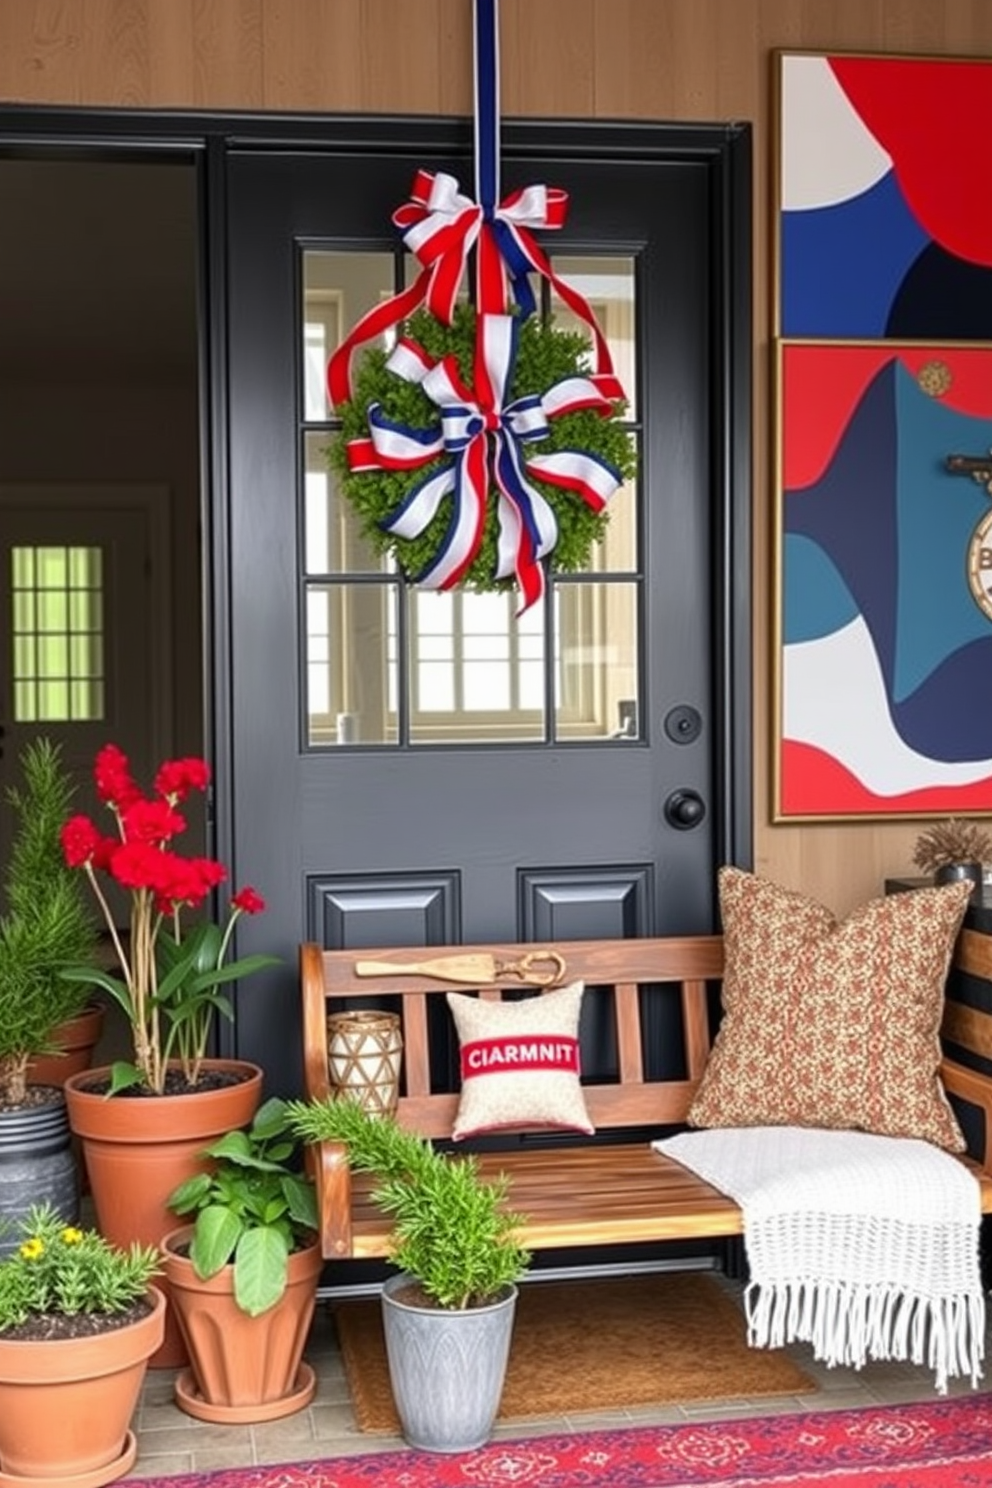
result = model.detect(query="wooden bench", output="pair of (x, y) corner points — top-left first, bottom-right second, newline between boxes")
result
(300, 936), (992, 1262)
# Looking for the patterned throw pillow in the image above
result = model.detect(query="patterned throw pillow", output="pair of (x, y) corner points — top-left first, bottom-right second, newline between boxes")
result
(688, 867), (971, 1152)
(446, 980), (594, 1141)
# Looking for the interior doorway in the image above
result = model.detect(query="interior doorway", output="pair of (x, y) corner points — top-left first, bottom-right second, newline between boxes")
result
(0, 155), (203, 873)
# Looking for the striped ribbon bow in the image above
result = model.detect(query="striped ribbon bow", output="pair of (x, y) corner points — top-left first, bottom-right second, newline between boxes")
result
(327, 0), (624, 411)
(346, 314), (622, 612)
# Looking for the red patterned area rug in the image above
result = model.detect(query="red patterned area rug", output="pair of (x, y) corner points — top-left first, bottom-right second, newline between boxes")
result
(129, 1396), (992, 1487)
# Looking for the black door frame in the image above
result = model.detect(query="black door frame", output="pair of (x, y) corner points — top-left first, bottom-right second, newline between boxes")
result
(0, 105), (752, 897)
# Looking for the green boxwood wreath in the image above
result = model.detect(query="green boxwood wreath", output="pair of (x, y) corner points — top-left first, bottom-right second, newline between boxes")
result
(328, 305), (637, 593)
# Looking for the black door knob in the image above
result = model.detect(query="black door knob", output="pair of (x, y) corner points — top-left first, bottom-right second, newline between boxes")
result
(663, 789), (706, 831)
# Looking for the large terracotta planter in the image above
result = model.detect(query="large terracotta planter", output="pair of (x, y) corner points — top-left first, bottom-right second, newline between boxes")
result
(162, 1226), (322, 1423)
(0, 1284), (165, 1487)
(27, 1003), (106, 1088)
(64, 1061), (264, 1368)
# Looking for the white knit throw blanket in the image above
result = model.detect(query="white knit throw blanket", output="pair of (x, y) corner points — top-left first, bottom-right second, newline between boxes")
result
(653, 1126), (985, 1394)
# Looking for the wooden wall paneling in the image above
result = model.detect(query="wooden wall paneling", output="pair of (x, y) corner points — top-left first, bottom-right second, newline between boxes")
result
(4, 0), (992, 914)
(349, 0), (452, 118)
(260, 0), (365, 114)
(0, 0), (88, 106)
(500, 0), (596, 118)
(184, 0), (264, 111)
(435, 0), (474, 116)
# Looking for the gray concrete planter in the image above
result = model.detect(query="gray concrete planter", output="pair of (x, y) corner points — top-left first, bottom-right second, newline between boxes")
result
(381, 1273), (517, 1453)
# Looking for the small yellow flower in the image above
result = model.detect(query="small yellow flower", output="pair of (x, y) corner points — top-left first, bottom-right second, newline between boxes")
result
(19, 1238), (44, 1261)
(60, 1228), (84, 1246)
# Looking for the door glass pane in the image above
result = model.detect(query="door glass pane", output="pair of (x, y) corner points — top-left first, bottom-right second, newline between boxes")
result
(303, 431), (389, 575)
(555, 581), (640, 741)
(550, 256), (637, 422)
(305, 581), (397, 745)
(587, 466), (637, 574)
(410, 590), (545, 744)
(299, 252), (641, 749)
(302, 252), (395, 423)
(10, 545), (105, 723)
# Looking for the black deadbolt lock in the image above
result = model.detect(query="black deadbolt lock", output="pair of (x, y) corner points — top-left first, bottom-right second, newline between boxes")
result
(663, 705), (702, 745)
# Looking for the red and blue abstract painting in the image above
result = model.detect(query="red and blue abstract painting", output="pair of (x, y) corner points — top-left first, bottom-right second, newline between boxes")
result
(778, 53), (992, 342)
(775, 53), (992, 820)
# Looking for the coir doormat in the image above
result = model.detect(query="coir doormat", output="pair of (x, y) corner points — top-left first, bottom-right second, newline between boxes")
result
(332, 1271), (816, 1431)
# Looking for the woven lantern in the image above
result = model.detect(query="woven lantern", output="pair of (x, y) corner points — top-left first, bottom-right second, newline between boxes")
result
(327, 1010), (403, 1116)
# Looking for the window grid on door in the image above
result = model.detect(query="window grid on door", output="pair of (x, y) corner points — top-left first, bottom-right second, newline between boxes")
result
(10, 545), (105, 723)
(300, 248), (640, 748)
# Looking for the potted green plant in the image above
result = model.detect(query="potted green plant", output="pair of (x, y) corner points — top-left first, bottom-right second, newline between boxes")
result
(161, 1096), (322, 1423)
(57, 741), (276, 1366)
(0, 739), (101, 1248)
(0, 738), (100, 1102)
(0, 1202), (164, 1485)
(912, 817), (992, 891)
(288, 1095), (530, 1454)
(59, 742), (277, 1097)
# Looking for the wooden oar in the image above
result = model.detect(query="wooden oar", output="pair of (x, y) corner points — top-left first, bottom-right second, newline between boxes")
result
(354, 950), (566, 986)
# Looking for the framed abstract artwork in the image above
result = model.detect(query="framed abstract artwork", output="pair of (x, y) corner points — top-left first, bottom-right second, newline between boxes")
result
(773, 52), (992, 820)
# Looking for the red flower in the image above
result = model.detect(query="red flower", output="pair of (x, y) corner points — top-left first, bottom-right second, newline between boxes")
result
(232, 886), (266, 916)
(60, 815), (100, 868)
(189, 858), (228, 892)
(94, 744), (141, 810)
(121, 799), (186, 847)
(63, 743), (273, 1094)
(154, 857), (227, 912)
(154, 757), (211, 803)
(109, 842), (171, 892)
(92, 836), (119, 873)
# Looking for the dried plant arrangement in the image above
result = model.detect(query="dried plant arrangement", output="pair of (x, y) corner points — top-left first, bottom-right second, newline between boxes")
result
(912, 817), (992, 875)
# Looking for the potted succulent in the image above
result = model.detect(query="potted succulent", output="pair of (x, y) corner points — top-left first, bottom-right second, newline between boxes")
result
(288, 1095), (530, 1454)
(161, 1097), (321, 1423)
(58, 742), (276, 1365)
(0, 1202), (164, 1485)
(0, 739), (101, 1249)
(912, 817), (992, 892)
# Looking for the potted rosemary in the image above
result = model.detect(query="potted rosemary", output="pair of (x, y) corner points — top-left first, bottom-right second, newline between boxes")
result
(0, 739), (100, 1248)
(288, 1095), (530, 1453)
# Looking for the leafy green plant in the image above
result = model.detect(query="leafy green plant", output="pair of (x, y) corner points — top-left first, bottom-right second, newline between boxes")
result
(167, 1097), (318, 1317)
(0, 1203), (160, 1332)
(287, 1096), (530, 1310)
(0, 739), (99, 1104)
(329, 303), (637, 592)
(60, 743), (278, 1094)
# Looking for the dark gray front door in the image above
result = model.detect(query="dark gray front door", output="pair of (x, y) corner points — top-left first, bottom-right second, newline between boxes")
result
(217, 120), (751, 1095)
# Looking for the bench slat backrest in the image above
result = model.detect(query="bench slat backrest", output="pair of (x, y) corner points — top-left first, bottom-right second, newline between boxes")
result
(302, 936), (725, 1141)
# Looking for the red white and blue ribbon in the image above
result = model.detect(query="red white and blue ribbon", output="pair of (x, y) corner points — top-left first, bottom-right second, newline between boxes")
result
(327, 0), (624, 410)
(346, 314), (622, 611)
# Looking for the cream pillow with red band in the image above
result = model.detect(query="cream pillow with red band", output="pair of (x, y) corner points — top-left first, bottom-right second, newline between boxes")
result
(446, 980), (594, 1141)
(687, 867), (971, 1152)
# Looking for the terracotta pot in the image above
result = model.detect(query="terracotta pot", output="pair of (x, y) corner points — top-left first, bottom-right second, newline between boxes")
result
(64, 1061), (264, 1368)
(162, 1225), (321, 1423)
(0, 1284), (165, 1485)
(27, 1003), (106, 1088)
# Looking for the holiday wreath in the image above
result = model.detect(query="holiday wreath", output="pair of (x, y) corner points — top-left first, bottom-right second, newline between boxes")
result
(327, 304), (637, 596)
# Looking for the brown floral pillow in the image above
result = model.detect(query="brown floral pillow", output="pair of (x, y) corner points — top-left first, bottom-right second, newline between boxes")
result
(688, 867), (971, 1151)
(446, 980), (594, 1141)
